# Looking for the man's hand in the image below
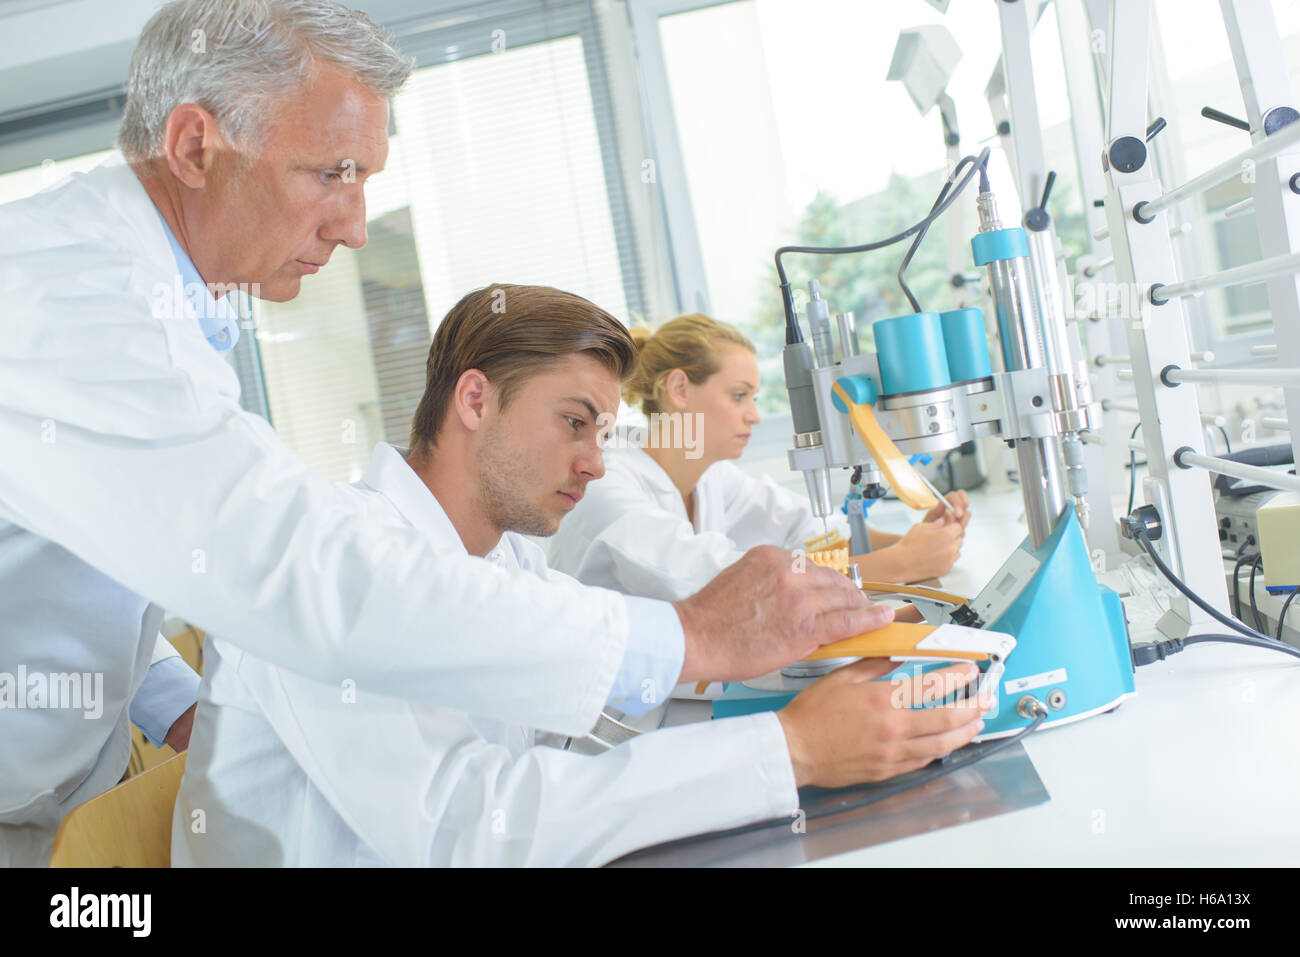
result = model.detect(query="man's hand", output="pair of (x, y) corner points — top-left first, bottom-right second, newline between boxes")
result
(777, 659), (991, 788)
(923, 490), (971, 529)
(164, 703), (197, 752)
(673, 545), (893, 683)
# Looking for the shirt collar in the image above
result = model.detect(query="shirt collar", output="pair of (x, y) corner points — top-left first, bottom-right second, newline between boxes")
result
(360, 443), (511, 562)
(153, 207), (242, 355)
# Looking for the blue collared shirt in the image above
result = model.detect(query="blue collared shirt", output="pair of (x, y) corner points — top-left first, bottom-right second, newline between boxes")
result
(156, 210), (241, 354)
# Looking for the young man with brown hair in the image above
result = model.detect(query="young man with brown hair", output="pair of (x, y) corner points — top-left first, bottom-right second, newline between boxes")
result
(174, 284), (989, 866)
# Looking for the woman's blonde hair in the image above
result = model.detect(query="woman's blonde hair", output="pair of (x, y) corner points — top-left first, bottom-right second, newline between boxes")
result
(624, 314), (755, 415)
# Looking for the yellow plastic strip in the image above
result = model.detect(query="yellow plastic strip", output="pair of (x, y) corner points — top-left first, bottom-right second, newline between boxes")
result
(858, 581), (971, 608)
(803, 621), (989, 662)
(832, 382), (937, 510)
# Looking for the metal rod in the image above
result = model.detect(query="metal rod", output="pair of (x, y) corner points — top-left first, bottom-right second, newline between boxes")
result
(1165, 367), (1300, 386)
(1106, 351), (1211, 365)
(1176, 449), (1300, 494)
(1262, 415), (1289, 430)
(1104, 406), (1224, 425)
(1094, 220), (1191, 243)
(836, 312), (860, 357)
(1223, 196), (1255, 218)
(1128, 438), (1146, 452)
(1083, 255), (1115, 277)
(1140, 118), (1300, 220)
(1102, 400), (1140, 414)
(1251, 344), (1278, 357)
(1154, 250), (1300, 302)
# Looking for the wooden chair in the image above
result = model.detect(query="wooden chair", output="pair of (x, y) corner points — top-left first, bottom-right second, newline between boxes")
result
(49, 751), (188, 867)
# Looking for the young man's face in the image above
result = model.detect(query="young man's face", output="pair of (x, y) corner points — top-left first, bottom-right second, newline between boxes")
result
(475, 353), (621, 537)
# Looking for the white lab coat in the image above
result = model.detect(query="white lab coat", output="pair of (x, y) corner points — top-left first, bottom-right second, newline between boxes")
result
(0, 526), (198, 866)
(0, 153), (667, 739)
(548, 446), (827, 601)
(172, 444), (797, 867)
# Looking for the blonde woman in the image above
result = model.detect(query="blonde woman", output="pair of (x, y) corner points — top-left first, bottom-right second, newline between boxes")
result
(547, 314), (971, 603)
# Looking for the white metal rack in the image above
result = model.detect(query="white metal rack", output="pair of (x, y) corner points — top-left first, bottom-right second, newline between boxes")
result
(1090, 0), (1300, 637)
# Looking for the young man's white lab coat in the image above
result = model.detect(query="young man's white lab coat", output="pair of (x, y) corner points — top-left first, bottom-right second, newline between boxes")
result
(0, 150), (684, 788)
(172, 443), (798, 866)
(548, 446), (826, 601)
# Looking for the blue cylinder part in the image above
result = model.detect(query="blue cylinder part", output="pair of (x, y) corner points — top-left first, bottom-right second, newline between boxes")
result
(939, 307), (993, 382)
(872, 311), (952, 396)
(831, 374), (879, 414)
(970, 227), (1029, 266)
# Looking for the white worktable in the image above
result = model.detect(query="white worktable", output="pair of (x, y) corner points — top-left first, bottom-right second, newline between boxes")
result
(677, 484), (1300, 866)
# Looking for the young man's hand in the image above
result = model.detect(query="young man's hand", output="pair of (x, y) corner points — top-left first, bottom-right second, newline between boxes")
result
(776, 659), (991, 788)
(673, 545), (894, 683)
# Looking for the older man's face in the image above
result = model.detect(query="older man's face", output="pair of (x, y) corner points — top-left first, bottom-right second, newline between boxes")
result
(198, 64), (389, 301)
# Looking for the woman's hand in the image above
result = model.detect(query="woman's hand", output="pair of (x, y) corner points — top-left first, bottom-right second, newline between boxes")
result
(854, 519), (963, 583)
(922, 490), (971, 530)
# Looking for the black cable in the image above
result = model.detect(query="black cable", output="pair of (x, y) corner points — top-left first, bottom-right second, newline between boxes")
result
(1217, 424), (1232, 455)
(1231, 549), (1256, 621)
(897, 154), (979, 312)
(1276, 589), (1299, 642)
(1133, 632), (1300, 665)
(1248, 556), (1265, 633)
(631, 705), (1047, 854)
(775, 147), (992, 336)
(1128, 523), (1275, 643)
(1126, 422), (1142, 517)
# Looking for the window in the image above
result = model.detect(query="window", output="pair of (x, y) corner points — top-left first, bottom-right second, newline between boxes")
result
(647, 0), (1060, 411)
(254, 3), (659, 480)
(0, 1), (669, 483)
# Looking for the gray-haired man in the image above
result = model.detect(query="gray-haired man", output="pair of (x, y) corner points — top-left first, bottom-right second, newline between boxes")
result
(0, 0), (886, 865)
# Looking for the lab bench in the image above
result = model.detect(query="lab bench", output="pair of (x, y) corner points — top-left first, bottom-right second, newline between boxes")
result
(617, 486), (1300, 866)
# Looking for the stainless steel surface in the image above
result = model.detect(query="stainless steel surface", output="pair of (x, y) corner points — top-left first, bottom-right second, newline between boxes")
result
(778, 657), (859, 679)
(607, 740), (1048, 867)
(979, 193), (1070, 551)
(803, 466), (834, 518)
(1015, 437), (1067, 548)
(836, 311), (860, 357)
(743, 669), (822, 692)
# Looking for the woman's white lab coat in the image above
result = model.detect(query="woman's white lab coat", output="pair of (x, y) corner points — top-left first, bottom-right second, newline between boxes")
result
(548, 446), (826, 601)
(173, 445), (797, 866)
(0, 153), (670, 740)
